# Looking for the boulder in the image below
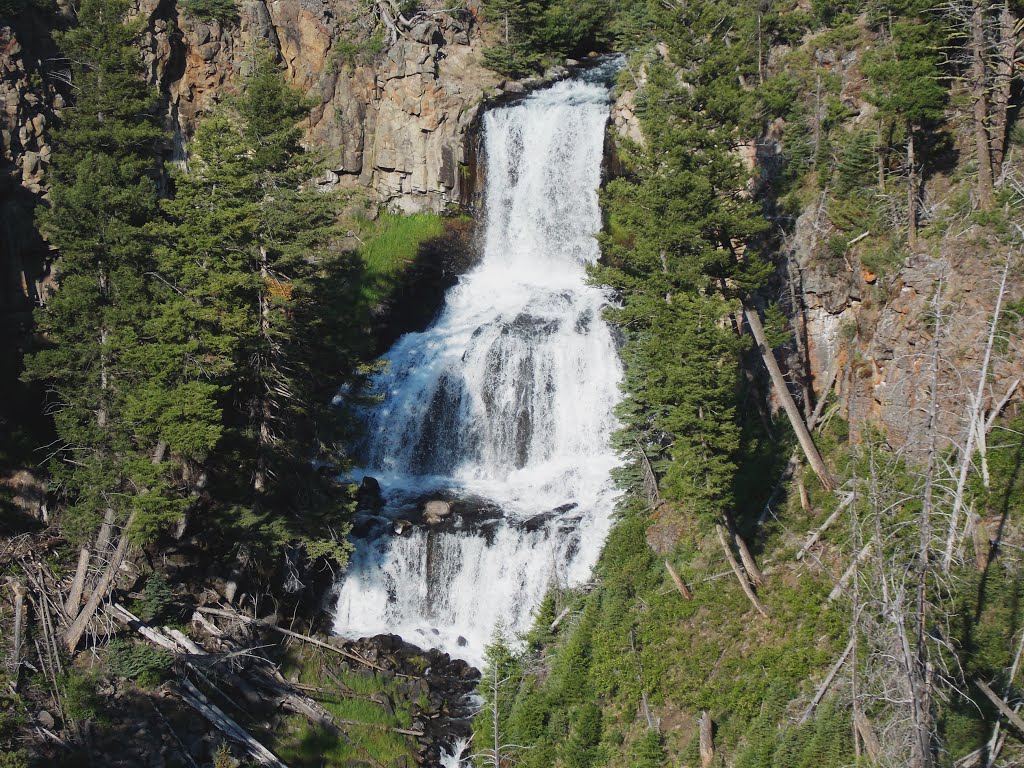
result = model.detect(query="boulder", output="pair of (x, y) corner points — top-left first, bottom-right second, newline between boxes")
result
(423, 500), (452, 524)
(357, 476), (383, 511)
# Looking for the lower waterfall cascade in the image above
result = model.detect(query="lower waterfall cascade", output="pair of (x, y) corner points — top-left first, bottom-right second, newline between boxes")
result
(332, 59), (624, 671)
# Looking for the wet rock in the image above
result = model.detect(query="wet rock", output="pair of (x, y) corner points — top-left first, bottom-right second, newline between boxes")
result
(423, 499), (452, 524)
(393, 518), (413, 534)
(357, 476), (383, 512)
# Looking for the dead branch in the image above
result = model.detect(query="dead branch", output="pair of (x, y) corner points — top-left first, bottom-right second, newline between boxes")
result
(799, 637), (854, 723)
(716, 524), (769, 617)
(828, 539), (874, 603)
(975, 679), (1024, 736)
(549, 606), (572, 631)
(195, 606), (398, 676)
(943, 252), (1013, 572)
(796, 491), (855, 561)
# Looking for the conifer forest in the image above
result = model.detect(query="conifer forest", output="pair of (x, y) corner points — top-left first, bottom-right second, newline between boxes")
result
(2, 0), (1024, 766)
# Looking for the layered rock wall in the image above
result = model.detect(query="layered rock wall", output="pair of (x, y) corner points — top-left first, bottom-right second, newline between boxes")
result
(135, 0), (499, 212)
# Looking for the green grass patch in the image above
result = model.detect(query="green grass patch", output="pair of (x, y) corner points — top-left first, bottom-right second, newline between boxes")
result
(351, 211), (448, 307)
(272, 646), (418, 766)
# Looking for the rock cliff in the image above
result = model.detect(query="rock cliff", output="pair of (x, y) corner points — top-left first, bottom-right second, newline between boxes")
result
(1, 0), (502, 331)
(133, 0), (500, 213)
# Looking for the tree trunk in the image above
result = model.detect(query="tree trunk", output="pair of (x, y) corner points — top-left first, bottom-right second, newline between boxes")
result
(255, 247), (272, 496)
(877, 118), (886, 190)
(492, 662), (501, 768)
(907, 128), (918, 248)
(943, 253), (1011, 572)
(743, 305), (836, 491)
(64, 546), (92, 617)
(665, 560), (693, 600)
(10, 579), (26, 674)
(699, 711), (715, 768)
(971, 0), (995, 208)
(64, 510), (137, 652)
(991, 2), (1018, 179)
(855, 711), (882, 763)
(726, 512), (763, 585)
(716, 524), (769, 617)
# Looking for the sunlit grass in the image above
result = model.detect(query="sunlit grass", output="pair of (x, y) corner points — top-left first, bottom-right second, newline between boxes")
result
(353, 211), (447, 306)
(272, 647), (419, 766)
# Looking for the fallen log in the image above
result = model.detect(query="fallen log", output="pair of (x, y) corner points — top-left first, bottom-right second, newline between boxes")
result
(196, 606), (399, 676)
(716, 524), (768, 617)
(175, 679), (288, 768)
(796, 491), (855, 561)
(665, 560), (693, 600)
(854, 710), (881, 763)
(8, 578), (26, 675)
(699, 710), (714, 768)
(827, 539), (874, 603)
(799, 638), (854, 723)
(64, 510), (137, 652)
(757, 366), (839, 526)
(975, 679), (1024, 736)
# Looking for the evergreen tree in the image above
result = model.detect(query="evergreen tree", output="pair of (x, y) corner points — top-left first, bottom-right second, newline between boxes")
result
(863, 12), (948, 244)
(154, 52), (356, 565)
(595, 54), (770, 528)
(22, 0), (179, 543)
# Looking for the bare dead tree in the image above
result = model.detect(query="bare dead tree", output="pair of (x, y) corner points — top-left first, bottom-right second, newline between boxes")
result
(942, 251), (1013, 572)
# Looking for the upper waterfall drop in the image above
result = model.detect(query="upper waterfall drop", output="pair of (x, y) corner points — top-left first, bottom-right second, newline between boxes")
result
(332, 60), (625, 669)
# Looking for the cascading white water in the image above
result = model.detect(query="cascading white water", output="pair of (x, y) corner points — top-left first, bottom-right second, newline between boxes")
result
(332, 61), (623, 669)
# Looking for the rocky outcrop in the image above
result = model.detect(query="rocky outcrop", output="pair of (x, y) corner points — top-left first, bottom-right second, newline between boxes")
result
(134, 0), (500, 213)
(0, 10), (63, 318)
(788, 197), (1023, 454)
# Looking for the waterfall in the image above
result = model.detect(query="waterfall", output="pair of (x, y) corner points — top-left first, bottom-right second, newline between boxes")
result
(332, 61), (623, 670)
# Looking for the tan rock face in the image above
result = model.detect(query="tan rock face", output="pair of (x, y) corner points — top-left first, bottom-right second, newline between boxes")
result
(0, 24), (54, 195)
(133, 0), (501, 213)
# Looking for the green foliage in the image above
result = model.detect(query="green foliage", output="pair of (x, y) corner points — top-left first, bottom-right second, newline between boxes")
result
(762, 303), (793, 349)
(864, 18), (948, 128)
(22, 0), (174, 546)
(481, 0), (614, 77)
(328, 30), (386, 72)
(180, 0), (237, 23)
(137, 572), (175, 622)
(274, 649), (416, 765)
(0, 0), (52, 17)
(0, 688), (28, 768)
(152, 50), (362, 566)
(630, 729), (667, 768)
(353, 211), (447, 306)
(595, 49), (770, 525)
(61, 669), (104, 722)
(106, 639), (173, 688)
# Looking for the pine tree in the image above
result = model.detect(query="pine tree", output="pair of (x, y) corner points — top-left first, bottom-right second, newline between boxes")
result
(154, 52), (356, 565)
(863, 14), (947, 245)
(22, 0), (174, 542)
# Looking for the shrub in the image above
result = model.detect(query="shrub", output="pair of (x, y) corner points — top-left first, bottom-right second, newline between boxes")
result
(107, 640), (173, 688)
(180, 0), (237, 23)
(137, 572), (175, 622)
